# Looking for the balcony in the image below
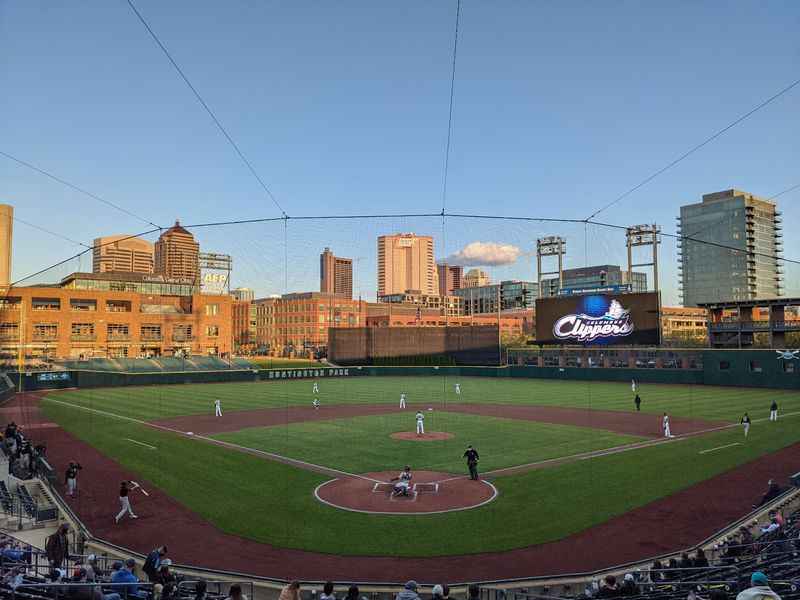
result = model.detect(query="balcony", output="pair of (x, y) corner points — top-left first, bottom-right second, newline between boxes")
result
(107, 333), (131, 342)
(32, 334), (58, 342)
(141, 334), (162, 342)
(172, 335), (195, 342)
(70, 334), (97, 342)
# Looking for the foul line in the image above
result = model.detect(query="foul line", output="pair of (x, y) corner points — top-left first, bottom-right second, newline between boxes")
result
(125, 438), (157, 450)
(699, 442), (742, 455)
(42, 396), (384, 484)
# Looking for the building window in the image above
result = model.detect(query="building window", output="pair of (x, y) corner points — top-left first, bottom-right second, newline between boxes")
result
(173, 325), (193, 342)
(33, 323), (58, 340)
(106, 300), (132, 313)
(141, 324), (162, 341)
(749, 361), (762, 373)
(205, 304), (219, 316)
(206, 325), (219, 337)
(719, 360), (730, 371)
(0, 297), (21, 310)
(70, 299), (97, 312)
(0, 323), (19, 341)
(108, 324), (130, 340)
(71, 323), (95, 340)
(32, 298), (60, 311)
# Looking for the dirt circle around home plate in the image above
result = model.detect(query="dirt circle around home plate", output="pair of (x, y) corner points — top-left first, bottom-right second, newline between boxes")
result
(390, 431), (454, 442)
(314, 470), (497, 514)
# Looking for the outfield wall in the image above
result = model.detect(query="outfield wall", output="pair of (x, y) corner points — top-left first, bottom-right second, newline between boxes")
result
(11, 349), (799, 391)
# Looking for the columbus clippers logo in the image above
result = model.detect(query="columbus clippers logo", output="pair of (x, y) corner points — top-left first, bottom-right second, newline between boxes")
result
(553, 299), (635, 342)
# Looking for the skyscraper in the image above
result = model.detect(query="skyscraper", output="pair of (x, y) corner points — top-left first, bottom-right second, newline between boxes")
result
(377, 233), (438, 297)
(437, 263), (463, 296)
(678, 189), (782, 307)
(231, 287), (255, 302)
(320, 247), (353, 298)
(93, 235), (154, 274)
(154, 220), (200, 284)
(462, 268), (490, 288)
(0, 204), (12, 289)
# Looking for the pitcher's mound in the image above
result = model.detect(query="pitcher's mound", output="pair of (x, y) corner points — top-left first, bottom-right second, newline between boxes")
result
(391, 431), (454, 442)
(314, 470), (497, 514)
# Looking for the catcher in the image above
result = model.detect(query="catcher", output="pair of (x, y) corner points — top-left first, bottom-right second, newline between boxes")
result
(390, 466), (413, 497)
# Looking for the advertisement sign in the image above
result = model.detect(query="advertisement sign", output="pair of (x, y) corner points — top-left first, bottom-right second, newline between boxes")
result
(199, 252), (232, 295)
(37, 372), (71, 382)
(560, 284), (632, 296)
(535, 292), (660, 346)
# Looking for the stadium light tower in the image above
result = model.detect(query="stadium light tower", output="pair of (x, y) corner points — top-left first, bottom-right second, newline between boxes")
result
(536, 236), (566, 296)
(626, 224), (660, 291)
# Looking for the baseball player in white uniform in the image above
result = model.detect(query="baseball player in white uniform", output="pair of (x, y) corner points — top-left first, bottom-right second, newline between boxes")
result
(415, 410), (425, 435)
(770, 400), (778, 422)
(115, 481), (138, 523)
(313, 382), (319, 394)
(741, 412), (751, 437)
(313, 398), (320, 410)
(631, 379), (638, 393)
(662, 413), (672, 438)
(400, 393), (406, 409)
(390, 466), (413, 497)
(455, 383), (461, 396)
(214, 399), (222, 417)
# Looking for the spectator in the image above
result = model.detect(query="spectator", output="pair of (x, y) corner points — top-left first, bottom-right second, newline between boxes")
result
(666, 558), (680, 581)
(143, 546), (168, 582)
(735, 572), (782, 600)
(694, 548), (709, 568)
(85, 554), (103, 582)
(755, 480), (782, 508)
(320, 582), (336, 600)
(650, 560), (665, 583)
(45, 523), (70, 568)
(620, 574), (637, 597)
(194, 581), (208, 600)
(761, 516), (780, 535)
(111, 558), (140, 598)
(226, 584), (248, 600)
(343, 586), (362, 600)
(441, 585), (451, 600)
(3, 566), (25, 590)
(598, 575), (620, 598)
(710, 591), (728, 600)
(468, 584), (481, 600)
(109, 561), (123, 580)
(432, 585), (445, 600)
(396, 581), (421, 600)
(279, 581), (301, 600)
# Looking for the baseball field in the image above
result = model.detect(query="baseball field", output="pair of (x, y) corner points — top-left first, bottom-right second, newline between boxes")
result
(32, 375), (800, 570)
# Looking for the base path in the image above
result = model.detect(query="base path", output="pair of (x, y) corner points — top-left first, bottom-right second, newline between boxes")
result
(152, 402), (725, 439)
(315, 470), (496, 514)
(21, 392), (796, 583)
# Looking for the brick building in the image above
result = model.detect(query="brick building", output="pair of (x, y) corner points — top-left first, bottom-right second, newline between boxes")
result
(154, 221), (200, 284)
(660, 306), (708, 346)
(320, 248), (353, 298)
(0, 272), (231, 367)
(232, 298), (257, 353)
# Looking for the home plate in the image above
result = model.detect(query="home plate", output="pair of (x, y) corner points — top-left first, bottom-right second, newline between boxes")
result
(187, 431), (194, 436)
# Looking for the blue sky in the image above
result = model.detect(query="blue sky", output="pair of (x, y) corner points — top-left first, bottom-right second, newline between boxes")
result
(1, 1), (798, 304)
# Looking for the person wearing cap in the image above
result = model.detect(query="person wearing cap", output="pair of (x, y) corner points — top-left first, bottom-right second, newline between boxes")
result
(143, 546), (168, 582)
(111, 558), (141, 598)
(463, 445), (480, 481)
(115, 481), (138, 524)
(432, 585), (444, 600)
(64, 461), (82, 497)
(620, 574), (637, 597)
(85, 554), (104, 582)
(736, 572), (782, 600)
(395, 581), (421, 600)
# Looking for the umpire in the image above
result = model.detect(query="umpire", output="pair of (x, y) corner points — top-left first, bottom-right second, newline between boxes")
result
(463, 445), (480, 481)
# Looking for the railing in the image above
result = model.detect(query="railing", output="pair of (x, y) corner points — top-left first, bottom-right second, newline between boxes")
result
(140, 335), (162, 342)
(70, 335), (97, 341)
(107, 334), (131, 341)
(31, 335), (58, 342)
(8, 582), (155, 600)
(172, 335), (196, 342)
(709, 320), (800, 331)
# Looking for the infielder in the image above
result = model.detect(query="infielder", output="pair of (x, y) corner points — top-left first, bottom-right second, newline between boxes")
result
(662, 413), (672, 438)
(313, 381), (319, 394)
(464, 445), (480, 480)
(400, 393), (407, 409)
(415, 410), (425, 435)
(455, 383), (461, 396)
(64, 461), (82, 497)
(313, 398), (320, 410)
(741, 412), (751, 437)
(770, 400), (778, 422)
(390, 466), (413, 497)
(115, 481), (138, 523)
(214, 399), (222, 417)
(631, 378), (638, 394)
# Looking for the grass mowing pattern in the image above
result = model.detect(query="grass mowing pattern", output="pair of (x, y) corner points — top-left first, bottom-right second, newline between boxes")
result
(40, 376), (800, 557)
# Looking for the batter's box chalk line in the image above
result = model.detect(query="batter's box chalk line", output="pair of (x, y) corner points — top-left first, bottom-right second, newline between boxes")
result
(389, 490), (418, 502)
(413, 483), (440, 493)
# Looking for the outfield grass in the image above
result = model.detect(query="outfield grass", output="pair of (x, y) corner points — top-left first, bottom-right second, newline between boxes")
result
(213, 411), (643, 473)
(52, 375), (800, 422)
(41, 381), (800, 556)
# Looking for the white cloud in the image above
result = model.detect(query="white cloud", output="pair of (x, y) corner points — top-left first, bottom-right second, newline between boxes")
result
(445, 241), (522, 267)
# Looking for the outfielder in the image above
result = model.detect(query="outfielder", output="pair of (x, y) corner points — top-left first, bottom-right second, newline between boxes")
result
(741, 412), (751, 437)
(662, 413), (672, 438)
(313, 381), (319, 394)
(390, 466), (413, 497)
(400, 393), (407, 409)
(415, 410), (425, 435)
(770, 400), (778, 422)
(455, 383), (461, 396)
(115, 481), (138, 523)
(214, 399), (222, 417)
(631, 378), (638, 394)
(313, 398), (320, 410)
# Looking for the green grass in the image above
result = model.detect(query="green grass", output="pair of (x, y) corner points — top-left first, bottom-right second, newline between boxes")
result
(214, 411), (642, 473)
(51, 375), (800, 422)
(40, 386), (800, 557)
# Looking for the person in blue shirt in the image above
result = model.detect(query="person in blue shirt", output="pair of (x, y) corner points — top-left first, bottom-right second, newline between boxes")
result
(111, 558), (140, 597)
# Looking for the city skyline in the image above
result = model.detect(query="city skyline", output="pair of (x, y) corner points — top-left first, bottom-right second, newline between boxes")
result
(2, 3), (798, 305)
